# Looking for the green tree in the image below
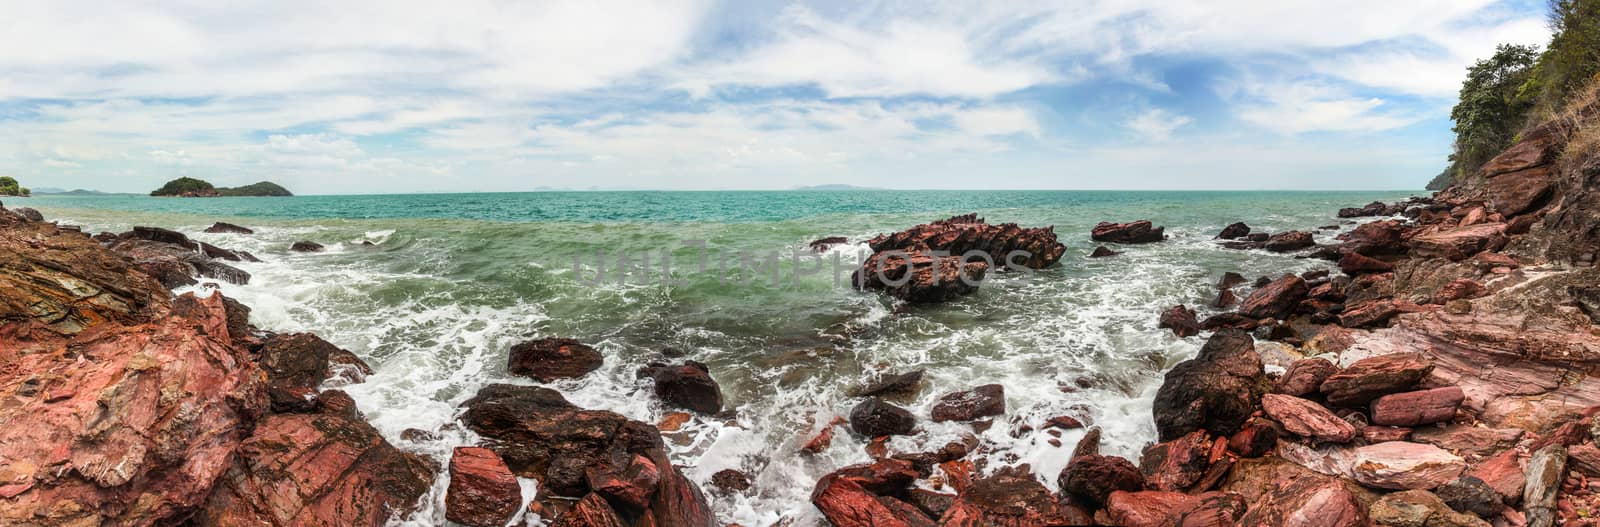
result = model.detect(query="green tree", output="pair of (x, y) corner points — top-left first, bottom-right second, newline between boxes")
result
(1450, 44), (1540, 173)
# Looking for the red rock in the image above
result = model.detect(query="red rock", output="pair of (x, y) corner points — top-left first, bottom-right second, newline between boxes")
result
(447, 447), (523, 527)
(867, 214), (1067, 269)
(938, 470), (1069, 526)
(639, 361), (723, 414)
(1410, 223), (1508, 261)
(1105, 491), (1199, 527)
(555, 493), (629, 527)
(1092, 220), (1166, 244)
(1139, 430), (1213, 491)
(853, 247), (989, 303)
(1370, 387), (1464, 426)
(1432, 278), (1487, 304)
(1274, 357), (1338, 396)
(1262, 394), (1357, 443)
(1349, 441), (1466, 490)
(1159, 304), (1201, 338)
(1318, 352), (1433, 406)
(197, 402), (436, 526)
(1339, 252), (1394, 275)
(1238, 275), (1309, 319)
(1228, 418), (1279, 458)
(1152, 330), (1267, 440)
(1362, 426), (1412, 443)
(930, 384), (1005, 422)
(1263, 231), (1315, 252)
(1336, 219), (1407, 256)
(509, 337), (604, 382)
(1468, 449), (1526, 503)
(1059, 454), (1144, 506)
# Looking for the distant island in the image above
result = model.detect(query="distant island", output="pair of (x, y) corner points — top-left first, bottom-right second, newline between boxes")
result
(0, 177), (30, 197)
(150, 177), (293, 197)
(792, 184), (884, 191)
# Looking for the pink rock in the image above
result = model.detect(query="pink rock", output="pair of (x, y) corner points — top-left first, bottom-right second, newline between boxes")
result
(1350, 441), (1466, 490)
(1263, 394), (1357, 443)
(1370, 387), (1464, 426)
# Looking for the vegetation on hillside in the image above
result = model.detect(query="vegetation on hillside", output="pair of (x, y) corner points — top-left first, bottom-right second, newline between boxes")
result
(151, 177), (293, 197)
(0, 177), (29, 197)
(1433, 0), (1600, 189)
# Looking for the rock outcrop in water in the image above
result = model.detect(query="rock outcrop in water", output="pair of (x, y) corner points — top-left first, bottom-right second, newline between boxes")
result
(852, 214), (1066, 303)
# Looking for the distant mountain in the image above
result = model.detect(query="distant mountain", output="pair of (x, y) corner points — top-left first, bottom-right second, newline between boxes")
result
(151, 178), (293, 197)
(792, 184), (885, 191)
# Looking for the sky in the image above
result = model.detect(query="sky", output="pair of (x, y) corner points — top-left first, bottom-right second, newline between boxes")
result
(0, 0), (1555, 194)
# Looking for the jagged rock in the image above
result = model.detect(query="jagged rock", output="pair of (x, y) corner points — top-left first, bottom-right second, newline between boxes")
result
(930, 384), (1004, 422)
(866, 214), (1067, 269)
(1092, 220), (1166, 244)
(1159, 304), (1201, 338)
(1350, 441), (1466, 490)
(447, 447), (522, 527)
(850, 369), (924, 398)
(1216, 222), (1250, 240)
(1263, 231), (1315, 252)
(639, 361), (723, 414)
(1370, 387), (1464, 427)
(849, 398), (916, 437)
(1152, 330), (1266, 440)
(1524, 444), (1566, 527)
(1238, 275), (1309, 319)
(290, 240), (325, 252)
(1139, 430), (1214, 491)
(204, 221), (254, 234)
(1263, 394), (1357, 443)
(1274, 357), (1338, 396)
(1060, 455), (1145, 505)
(1368, 489), (1491, 527)
(510, 337), (604, 382)
(1319, 352), (1432, 407)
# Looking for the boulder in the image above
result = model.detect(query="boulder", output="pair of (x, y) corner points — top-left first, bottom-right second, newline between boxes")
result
(1262, 394), (1357, 443)
(1060, 455), (1145, 505)
(1091, 220), (1166, 244)
(1139, 430), (1214, 491)
(1350, 441), (1466, 490)
(930, 384), (1004, 422)
(447, 447), (523, 527)
(849, 398), (917, 437)
(1159, 304), (1201, 338)
(1216, 222), (1251, 240)
(1238, 275), (1309, 319)
(1274, 358), (1338, 396)
(1152, 330), (1266, 440)
(510, 337), (604, 382)
(1369, 387), (1464, 427)
(204, 221), (254, 234)
(1263, 231), (1315, 252)
(639, 361), (723, 414)
(1318, 352), (1432, 407)
(290, 240), (325, 252)
(1338, 252), (1393, 275)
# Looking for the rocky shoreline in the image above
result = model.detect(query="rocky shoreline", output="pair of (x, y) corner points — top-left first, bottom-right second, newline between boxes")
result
(2, 106), (1598, 526)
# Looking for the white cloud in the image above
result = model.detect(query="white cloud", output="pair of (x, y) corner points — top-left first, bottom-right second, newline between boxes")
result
(1125, 109), (1192, 140)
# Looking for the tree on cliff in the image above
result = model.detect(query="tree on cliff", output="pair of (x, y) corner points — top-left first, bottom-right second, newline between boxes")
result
(0, 177), (28, 197)
(151, 177), (217, 196)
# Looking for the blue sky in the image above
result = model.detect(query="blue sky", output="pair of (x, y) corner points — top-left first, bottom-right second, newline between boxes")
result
(0, 0), (1553, 193)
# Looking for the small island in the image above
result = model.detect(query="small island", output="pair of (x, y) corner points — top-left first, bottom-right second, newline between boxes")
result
(0, 177), (30, 197)
(150, 177), (293, 197)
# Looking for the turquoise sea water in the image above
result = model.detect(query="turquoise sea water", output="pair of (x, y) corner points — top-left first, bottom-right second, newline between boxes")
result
(19, 190), (1414, 526)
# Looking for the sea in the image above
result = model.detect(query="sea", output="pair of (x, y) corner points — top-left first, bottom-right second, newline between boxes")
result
(17, 189), (1416, 526)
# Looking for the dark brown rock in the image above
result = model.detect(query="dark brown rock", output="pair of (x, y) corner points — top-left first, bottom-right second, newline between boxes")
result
(509, 337), (604, 382)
